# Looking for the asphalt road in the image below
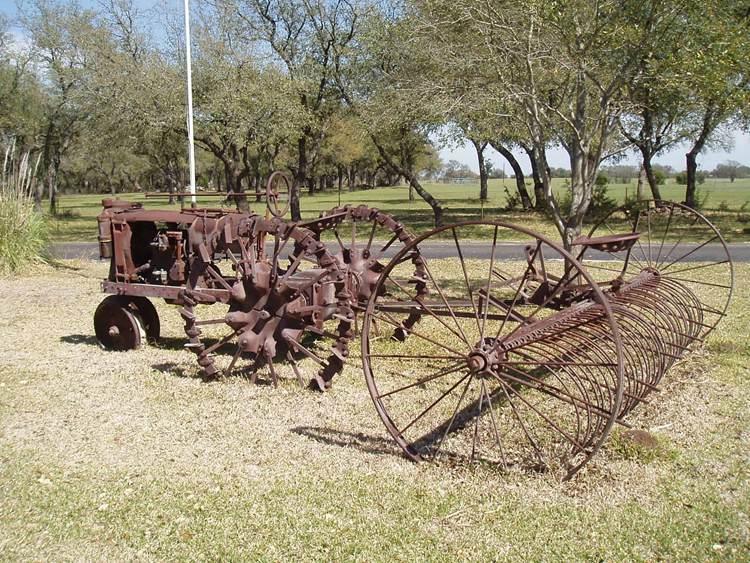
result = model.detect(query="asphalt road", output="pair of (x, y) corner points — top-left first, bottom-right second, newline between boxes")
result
(51, 240), (749, 262)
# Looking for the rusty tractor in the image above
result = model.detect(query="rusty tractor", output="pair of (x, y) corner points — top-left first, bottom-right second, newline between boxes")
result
(94, 173), (733, 479)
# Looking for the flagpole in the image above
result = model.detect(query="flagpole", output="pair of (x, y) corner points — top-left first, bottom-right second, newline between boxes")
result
(183, 0), (197, 205)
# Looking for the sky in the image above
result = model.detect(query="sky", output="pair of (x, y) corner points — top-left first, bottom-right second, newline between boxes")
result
(439, 130), (750, 176)
(3, 0), (748, 175)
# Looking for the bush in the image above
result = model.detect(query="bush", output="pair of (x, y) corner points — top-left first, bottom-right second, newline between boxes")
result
(503, 186), (522, 211)
(653, 169), (667, 185)
(594, 173), (609, 187)
(587, 183), (618, 219)
(675, 171), (705, 185)
(0, 152), (48, 274)
(548, 180), (616, 220)
(688, 187), (710, 211)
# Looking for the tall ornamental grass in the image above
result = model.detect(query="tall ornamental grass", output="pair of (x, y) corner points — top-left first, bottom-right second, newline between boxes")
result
(0, 145), (48, 274)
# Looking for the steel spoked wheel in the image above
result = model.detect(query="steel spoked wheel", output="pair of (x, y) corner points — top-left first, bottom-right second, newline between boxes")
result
(182, 220), (353, 389)
(362, 221), (625, 480)
(580, 200), (733, 339)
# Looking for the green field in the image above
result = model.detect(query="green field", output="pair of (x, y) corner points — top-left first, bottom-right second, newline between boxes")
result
(0, 259), (748, 559)
(48, 177), (750, 243)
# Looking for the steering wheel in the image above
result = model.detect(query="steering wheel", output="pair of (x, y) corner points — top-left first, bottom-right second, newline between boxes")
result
(266, 171), (291, 218)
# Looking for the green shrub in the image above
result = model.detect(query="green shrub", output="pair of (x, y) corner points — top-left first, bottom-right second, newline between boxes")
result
(594, 173), (609, 187)
(653, 169), (667, 185)
(675, 171), (705, 185)
(0, 152), (48, 274)
(549, 180), (616, 220)
(502, 186), (522, 211)
(587, 183), (618, 219)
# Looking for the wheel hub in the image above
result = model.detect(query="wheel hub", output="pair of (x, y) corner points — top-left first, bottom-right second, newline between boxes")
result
(467, 351), (488, 373)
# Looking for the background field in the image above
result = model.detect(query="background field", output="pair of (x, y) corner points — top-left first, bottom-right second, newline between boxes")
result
(0, 259), (748, 560)
(48, 178), (750, 243)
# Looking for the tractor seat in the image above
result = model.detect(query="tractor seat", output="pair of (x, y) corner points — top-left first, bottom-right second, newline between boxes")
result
(572, 232), (640, 252)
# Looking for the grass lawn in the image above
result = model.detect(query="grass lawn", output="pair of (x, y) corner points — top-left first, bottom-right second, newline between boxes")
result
(47, 177), (750, 243)
(0, 259), (748, 560)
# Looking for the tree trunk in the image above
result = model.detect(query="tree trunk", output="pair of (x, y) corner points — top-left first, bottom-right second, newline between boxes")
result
(492, 142), (533, 210)
(46, 161), (58, 215)
(166, 161), (176, 204)
(642, 159), (662, 200)
(223, 160), (248, 212)
(685, 151), (699, 208)
(347, 165), (355, 191)
(471, 139), (489, 201)
(684, 106), (716, 208)
(255, 172), (263, 202)
(371, 136), (442, 226)
(34, 178), (43, 212)
(638, 149), (662, 200)
(636, 163), (646, 200)
(291, 136), (305, 221)
(523, 145), (546, 210)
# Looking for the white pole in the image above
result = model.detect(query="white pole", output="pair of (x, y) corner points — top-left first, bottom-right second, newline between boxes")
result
(183, 0), (197, 205)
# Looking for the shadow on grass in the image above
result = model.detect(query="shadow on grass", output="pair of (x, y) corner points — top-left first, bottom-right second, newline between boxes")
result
(291, 425), (404, 458)
(60, 334), (99, 346)
(60, 334), (187, 352)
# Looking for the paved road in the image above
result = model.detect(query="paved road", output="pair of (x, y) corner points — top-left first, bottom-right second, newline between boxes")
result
(51, 240), (749, 262)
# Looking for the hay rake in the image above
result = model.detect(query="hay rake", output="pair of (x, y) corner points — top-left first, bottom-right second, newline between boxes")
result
(94, 180), (732, 479)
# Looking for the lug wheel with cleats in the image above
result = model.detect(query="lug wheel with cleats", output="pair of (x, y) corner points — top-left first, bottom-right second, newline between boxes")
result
(181, 219), (353, 389)
(307, 205), (427, 338)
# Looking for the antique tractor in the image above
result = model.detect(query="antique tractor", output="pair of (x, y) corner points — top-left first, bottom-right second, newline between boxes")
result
(94, 174), (733, 479)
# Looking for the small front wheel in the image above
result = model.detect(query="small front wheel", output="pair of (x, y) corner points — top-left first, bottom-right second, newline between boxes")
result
(94, 295), (146, 350)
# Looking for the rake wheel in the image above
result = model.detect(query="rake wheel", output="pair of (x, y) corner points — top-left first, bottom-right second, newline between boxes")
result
(579, 200), (733, 340)
(266, 171), (291, 218)
(362, 221), (625, 480)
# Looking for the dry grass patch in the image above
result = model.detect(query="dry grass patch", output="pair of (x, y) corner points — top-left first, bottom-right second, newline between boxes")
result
(0, 260), (748, 560)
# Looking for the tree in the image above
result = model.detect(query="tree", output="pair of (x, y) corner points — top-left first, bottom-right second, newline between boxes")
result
(21, 0), (96, 213)
(713, 160), (749, 181)
(0, 16), (47, 209)
(219, 0), (358, 220)
(333, 5), (446, 226)
(679, 0), (749, 207)
(490, 141), (532, 209)
(414, 0), (645, 247)
(617, 0), (700, 200)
